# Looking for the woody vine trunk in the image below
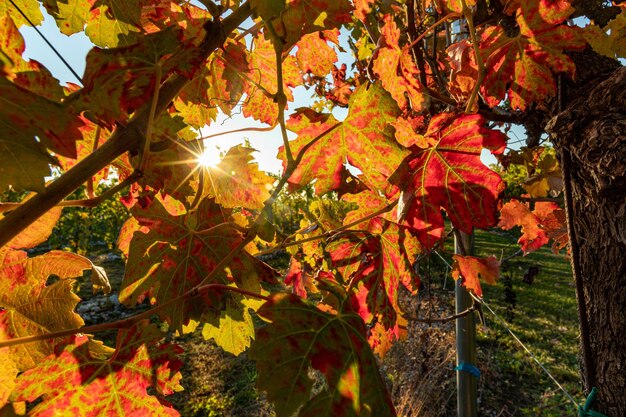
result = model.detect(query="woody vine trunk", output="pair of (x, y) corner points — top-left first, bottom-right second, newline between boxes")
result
(547, 65), (626, 416)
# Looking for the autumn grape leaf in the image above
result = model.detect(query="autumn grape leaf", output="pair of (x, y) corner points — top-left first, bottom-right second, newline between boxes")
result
(66, 27), (193, 127)
(0, 77), (84, 192)
(278, 82), (409, 194)
(202, 145), (275, 210)
(201, 293), (263, 355)
(43, 0), (144, 47)
(0, 250), (92, 371)
(447, 39), (477, 103)
(273, 0), (353, 49)
(0, 14), (66, 100)
(3, 196), (62, 251)
(584, 9), (626, 60)
(175, 39), (248, 127)
(534, 202), (568, 254)
(209, 40), (249, 116)
(295, 30), (339, 77)
(372, 14), (426, 111)
(120, 197), (277, 330)
(13, 322), (183, 417)
(242, 32), (302, 124)
(249, 293), (395, 417)
(354, 0), (375, 21)
(522, 152), (562, 197)
(251, 0), (285, 21)
(441, 0), (476, 13)
(0, 324), (17, 408)
(498, 199), (550, 254)
(479, 0), (587, 110)
(0, 0), (42, 28)
(327, 219), (420, 340)
(389, 113), (506, 250)
(284, 254), (319, 298)
(451, 255), (499, 297)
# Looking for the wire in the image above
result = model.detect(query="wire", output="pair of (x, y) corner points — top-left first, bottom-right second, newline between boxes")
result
(473, 293), (579, 409)
(8, 0), (83, 84)
(433, 249), (580, 409)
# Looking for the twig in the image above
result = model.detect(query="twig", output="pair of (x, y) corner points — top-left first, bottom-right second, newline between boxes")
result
(138, 64), (163, 172)
(461, 0), (485, 113)
(255, 200), (398, 256)
(265, 23), (293, 165)
(198, 125), (275, 141)
(405, 303), (477, 324)
(404, 12), (459, 52)
(0, 171), (141, 213)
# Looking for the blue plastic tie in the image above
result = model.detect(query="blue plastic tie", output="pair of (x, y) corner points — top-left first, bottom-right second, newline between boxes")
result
(578, 387), (608, 417)
(455, 362), (480, 378)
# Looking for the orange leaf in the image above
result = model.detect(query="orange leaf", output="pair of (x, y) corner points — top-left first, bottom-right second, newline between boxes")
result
(452, 255), (500, 297)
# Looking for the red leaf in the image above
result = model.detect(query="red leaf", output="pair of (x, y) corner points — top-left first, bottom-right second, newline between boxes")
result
(451, 255), (500, 297)
(389, 113), (506, 250)
(13, 322), (183, 417)
(278, 82), (408, 194)
(479, 0), (587, 110)
(372, 15), (426, 111)
(327, 219), (420, 339)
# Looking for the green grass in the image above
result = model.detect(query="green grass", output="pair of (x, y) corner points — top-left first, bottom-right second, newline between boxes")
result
(473, 229), (581, 416)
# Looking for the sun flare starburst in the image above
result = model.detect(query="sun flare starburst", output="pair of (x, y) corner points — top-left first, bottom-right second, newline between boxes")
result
(197, 148), (221, 168)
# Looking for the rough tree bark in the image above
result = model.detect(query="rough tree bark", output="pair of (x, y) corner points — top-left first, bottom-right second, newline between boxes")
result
(547, 64), (626, 416)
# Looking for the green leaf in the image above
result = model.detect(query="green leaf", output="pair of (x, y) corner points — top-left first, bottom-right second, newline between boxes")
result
(251, 0), (285, 21)
(0, 0), (43, 28)
(274, 0), (353, 49)
(250, 293), (395, 417)
(201, 294), (263, 355)
(278, 82), (408, 194)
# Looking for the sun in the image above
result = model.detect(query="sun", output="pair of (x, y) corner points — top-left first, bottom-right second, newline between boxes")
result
(197, 147), (221, 168)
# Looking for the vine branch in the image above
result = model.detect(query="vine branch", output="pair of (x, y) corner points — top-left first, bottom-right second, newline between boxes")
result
(0, 171), (141, 214)
(0, 283), (268, 349)
(461, 0), (485, 113)
(255, 200), (398, 257)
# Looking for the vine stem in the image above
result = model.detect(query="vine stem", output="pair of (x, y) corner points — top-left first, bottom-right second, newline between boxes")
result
(198, 125), (275, 141)
(0, 171), (141, 213)
(0, 2), (253, 249)
(461, 0), (485, 113)
(255, 200), (398, 257)
(405, 302), (476, 324)
(138, 64), (163, 172)
(265, 22), (294, 166)
(0, 284), (268, 349)
(404, 12), (459, 52)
